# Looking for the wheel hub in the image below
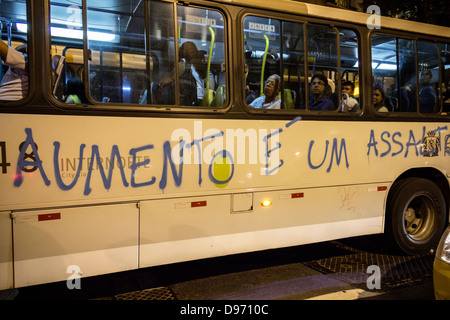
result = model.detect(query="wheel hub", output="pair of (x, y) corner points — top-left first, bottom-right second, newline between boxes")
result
(403, 195), (435, 241)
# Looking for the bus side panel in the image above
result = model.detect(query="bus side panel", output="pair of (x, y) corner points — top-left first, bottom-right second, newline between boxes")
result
(13, 203), (138, 288)
(0, 211), (13, 290)
(139, 184), (384, 267)
(140, 194), (232, 268)
(1, 114), (449, 212)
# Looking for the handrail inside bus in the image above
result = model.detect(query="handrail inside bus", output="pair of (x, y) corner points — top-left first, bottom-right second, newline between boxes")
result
(206, 26), (215, 94)
(0, 20), (14, 83)
(260, 34), (269, 96)
(201, 26), (215, 106)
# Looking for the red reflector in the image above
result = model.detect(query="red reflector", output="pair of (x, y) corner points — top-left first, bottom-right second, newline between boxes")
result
(377, 186), (387, 191)
(291, 193), (304, 198)
(38, 213), (61, 221)
(191, 201), (207, 208)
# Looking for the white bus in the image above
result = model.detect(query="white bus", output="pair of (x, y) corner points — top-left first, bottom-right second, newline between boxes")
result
(1, 0), (449, 289)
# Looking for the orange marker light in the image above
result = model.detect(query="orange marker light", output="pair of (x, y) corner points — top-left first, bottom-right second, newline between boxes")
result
(261, 200), (272, 207)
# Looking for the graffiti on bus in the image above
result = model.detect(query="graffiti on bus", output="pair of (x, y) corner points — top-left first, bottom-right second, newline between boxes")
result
(1, 120), (449, 196)
(8, 118), (300, 195)
(366, 126), (448, 158)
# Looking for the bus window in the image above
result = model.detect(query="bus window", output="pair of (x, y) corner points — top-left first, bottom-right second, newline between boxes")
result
(50, 1), (83, 103)
(372, 35), (444, 114)
(86, 0), (148, 104)
(176, 6), (226, 107)
(0, 0), (29, 102)
(77, 1), (226, 108)
(372, 35), (393, 112)
(372, 35), (423, 113)
(372, 35), (411, 112)
(441, 43), (450, 113)
(339, 28), (360, 112)
(417, 41), (440, 113)
(244, 16), (281, 109)
(306, 24), (338, 111)
(243, 18), (358, 113)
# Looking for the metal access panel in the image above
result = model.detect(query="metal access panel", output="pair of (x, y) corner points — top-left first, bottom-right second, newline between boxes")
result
(231, 193), (253, 213)
(139, 194), (235, 268)
(0, 211), (13, 290)
(13, 203), (138, 288)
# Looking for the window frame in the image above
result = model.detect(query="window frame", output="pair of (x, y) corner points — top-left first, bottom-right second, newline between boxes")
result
(369, 28), (447, 118)
(46, 0), (231, 114)
(239, 8), (363, 117)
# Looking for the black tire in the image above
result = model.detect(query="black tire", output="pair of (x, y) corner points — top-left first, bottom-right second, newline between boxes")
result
(386, 177), (447, 255)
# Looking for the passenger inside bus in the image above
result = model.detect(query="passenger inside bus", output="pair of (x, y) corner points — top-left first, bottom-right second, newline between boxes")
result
(444, 81), (450, 111)
(419, 69), (437, 113)
(309, 74), (334, 111)
(178, 41), (212, 106)
(64, 77), (88, 104)
(249, 74), (281, 109)
(373, 84), (388, 112)
(341, 80), (359, 112)
(0, 40), (28, 101)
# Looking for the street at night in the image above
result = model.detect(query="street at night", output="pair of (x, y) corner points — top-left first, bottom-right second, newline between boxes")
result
(11, 234), (435, 301)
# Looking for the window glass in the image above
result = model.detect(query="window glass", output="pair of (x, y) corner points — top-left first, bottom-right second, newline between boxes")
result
(417, 41), (439, 113)
(371, 35), (416, 112)
(50, 1), (85, 103)
(339, 28), (360, 112)
(244, 16), (282, 109)
(398, 38), (417, 112)
(282, 21), (306, 109)
(243, 16), (358, 112)
(177, 6), (226, 107)
(371, 35), (395, 112)
(0, 0), (29, 102)
(440, 43), (450, 113)
(372, 36), (443, 114)
(82, 1), (226, 107)
(307, 24), (338, 111)
(87, 0), (148, 104)
(148, 1), (176, 105)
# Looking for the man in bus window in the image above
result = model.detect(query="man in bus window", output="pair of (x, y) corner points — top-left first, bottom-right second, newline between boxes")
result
(309, 74), (334, 111)
(249, 74), (281, 109)
(341, 80), (359, 112)
(178, 41), (208, 106)
(419, 69), (437, 113)
(0, 40), (28, 101)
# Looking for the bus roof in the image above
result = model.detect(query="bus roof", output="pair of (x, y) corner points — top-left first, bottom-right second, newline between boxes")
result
(213, 0), (450, 38)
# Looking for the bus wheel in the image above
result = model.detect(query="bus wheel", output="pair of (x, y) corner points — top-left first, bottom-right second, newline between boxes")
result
(387, 177), (446, 255)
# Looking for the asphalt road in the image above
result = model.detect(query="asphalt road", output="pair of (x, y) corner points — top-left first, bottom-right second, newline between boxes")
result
(8, 234), (436, 301)
(166, 234), (435, 300)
